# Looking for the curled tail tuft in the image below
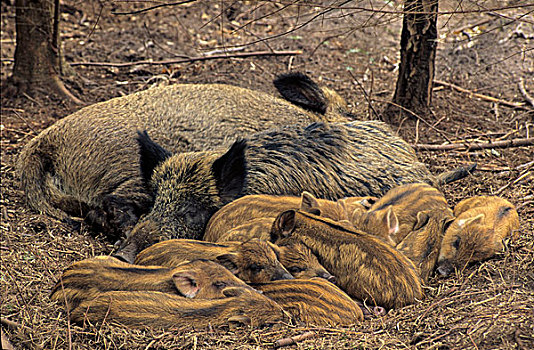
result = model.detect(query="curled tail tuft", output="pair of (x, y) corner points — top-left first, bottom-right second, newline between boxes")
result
(17, 135), (69, 221)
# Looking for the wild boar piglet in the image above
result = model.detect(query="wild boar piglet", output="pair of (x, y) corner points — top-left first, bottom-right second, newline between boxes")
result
(437, 196), (520, 276)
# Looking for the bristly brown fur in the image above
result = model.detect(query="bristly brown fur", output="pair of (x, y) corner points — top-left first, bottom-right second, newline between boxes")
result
(270, 210), (423, 309)
(134, 238), (293, 283)
(437, 196), (520, 276)
(117, 121), (444, 258)
(50, 257), (254, 312)
(254, 278), (363, 326)
(18, 76), (350, 239)
(69, 288), (287, 329)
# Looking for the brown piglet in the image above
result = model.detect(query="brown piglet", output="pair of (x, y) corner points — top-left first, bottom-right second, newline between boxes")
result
(437, 196), (520, 276)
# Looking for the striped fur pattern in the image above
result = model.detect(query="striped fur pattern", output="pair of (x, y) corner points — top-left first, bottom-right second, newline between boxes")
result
(396, 209), (455, 282)
(208, 225), (335, 281)
(133, 239), (293, 283)
(70, 287), (287, 329)
(254, 278), (363, 326)
(437, 196), (520, 276)
(50, 257), (253, 311)
(204, 192), (359, 242)
(350, 183), (452, 246)
(271, 210), (423, 309)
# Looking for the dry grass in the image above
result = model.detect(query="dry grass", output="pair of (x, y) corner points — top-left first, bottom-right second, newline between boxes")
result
(1, 1), (533, 349)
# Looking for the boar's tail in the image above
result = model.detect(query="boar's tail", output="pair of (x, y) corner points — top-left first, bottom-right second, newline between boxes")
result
(17, 134), (72, 222)
(435, 163), (477, 186)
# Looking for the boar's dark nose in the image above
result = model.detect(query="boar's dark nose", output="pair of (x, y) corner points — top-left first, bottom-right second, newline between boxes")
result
(436, 261), (453, 277)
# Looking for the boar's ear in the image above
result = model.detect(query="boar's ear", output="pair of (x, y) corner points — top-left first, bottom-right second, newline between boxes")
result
(172, 271), (200, 298)
(457, 213), (485, 228)
(273, 72), (327, 114)
(271, 210), (296, 241)
(137, 130), (172, 183)
(300, 191), (321, 214)
(212, 140), (247, 202)
(215, 253), (240, 275)
(413, 211), (430, 231)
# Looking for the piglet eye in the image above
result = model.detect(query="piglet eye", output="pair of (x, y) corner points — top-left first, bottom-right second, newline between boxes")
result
(213, 281), (227, 289)
(453, 236), (461, 249)
(288, 266), (304, 274)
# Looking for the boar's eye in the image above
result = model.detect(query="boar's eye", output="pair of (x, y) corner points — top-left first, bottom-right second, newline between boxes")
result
(213, 281), (227, 289)
(248, 263), (264, 273)
(452, 236), (461, 249)
(288, 266), (304, 274)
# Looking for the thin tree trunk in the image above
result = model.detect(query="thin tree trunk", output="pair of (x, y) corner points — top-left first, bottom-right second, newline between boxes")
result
(10, 0), (81, 103)
(385, 0), (438, 122)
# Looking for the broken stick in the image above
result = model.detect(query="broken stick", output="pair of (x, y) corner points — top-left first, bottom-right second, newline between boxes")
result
(413, 137), (534, 152)
(273, 331), (316, 348)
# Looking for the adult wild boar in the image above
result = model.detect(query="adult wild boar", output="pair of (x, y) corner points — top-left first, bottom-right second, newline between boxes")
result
(115, 121), (473, 262)
(18, 73), (351, 238)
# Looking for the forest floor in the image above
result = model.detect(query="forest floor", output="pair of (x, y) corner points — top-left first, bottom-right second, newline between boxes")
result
(1, 1), (533, 349)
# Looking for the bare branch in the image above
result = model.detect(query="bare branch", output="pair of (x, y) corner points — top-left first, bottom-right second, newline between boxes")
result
(434, 79), (529, 110)
(70, 50), (302, 67)
(413, 137), (534, 152)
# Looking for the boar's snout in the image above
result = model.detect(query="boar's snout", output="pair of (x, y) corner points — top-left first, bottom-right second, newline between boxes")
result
(436, 260), (454, 277)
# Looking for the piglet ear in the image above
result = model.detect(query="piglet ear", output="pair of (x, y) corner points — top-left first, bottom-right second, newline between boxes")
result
(385, 207), (400, 236)
(413, 211), (430, 231)
(271, 210), (296, 242)
(457, 213), (485, 228)
(300, 191), (320, 212)
(172, 271), (200, 298)
(137, 130), (172, 183)
(212, 140), (247, 203)
(215, 253), (240, 275)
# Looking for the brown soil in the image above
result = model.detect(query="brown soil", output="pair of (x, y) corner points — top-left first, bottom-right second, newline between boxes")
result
(1, 1), (533, 349)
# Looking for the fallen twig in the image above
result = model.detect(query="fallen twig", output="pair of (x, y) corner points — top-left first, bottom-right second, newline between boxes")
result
(71, 50), (303, 68)
(494, 166), (532, 196)
(1, 317), (32, 332)
(413, 137), (534, 151)
(434, 79), (529, 110)
(1, 332), (15, 350)
(518, 77), (534, 107)
(273, 331), (316, 348)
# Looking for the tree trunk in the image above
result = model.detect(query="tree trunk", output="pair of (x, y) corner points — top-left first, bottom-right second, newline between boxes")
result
(10, 0), (81, 103)
(386, 0), (438, 121)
